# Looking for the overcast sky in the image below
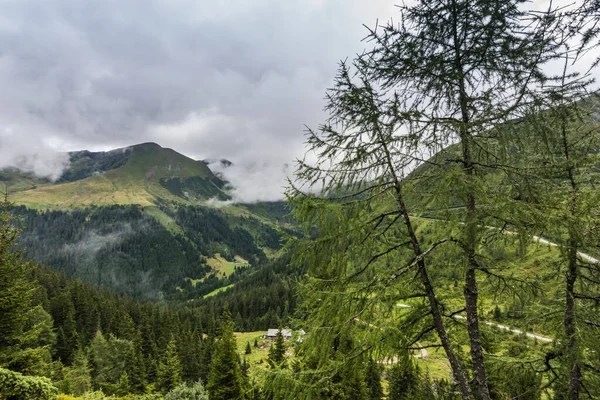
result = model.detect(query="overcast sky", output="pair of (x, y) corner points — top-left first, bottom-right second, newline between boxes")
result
(0, 0), (593, 201)
(0, 0), (399, 201)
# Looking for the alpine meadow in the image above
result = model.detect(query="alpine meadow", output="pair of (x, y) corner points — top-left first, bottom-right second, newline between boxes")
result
(2, 1), (600, 400)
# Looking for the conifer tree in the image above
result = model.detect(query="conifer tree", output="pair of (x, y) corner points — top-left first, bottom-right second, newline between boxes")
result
(365, 357), (383, 400)
(115, 371), (130, 397)
(180, 327), (202, 384)
(89, 330), (110, 389)
(287, 1), (576, 399)
(198, 332), (214, 385)
(337, 358), (368, 400)
(207, 309), (244, 400)
(0, 191), (51, 374)
(55, 304), (78, 365)
(504, 75), (600, 397)
(89, 330), (133, 391)
(388, 353), (421, 400)
(128, 330), (147, 394)
(63, 348), (92, 396)
(267, 329), (287, 369)
(156, 335), (183, 393)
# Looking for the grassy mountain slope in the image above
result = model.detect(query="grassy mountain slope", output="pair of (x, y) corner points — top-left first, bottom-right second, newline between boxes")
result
(11, 142), (230, 208)
(0, 168), (49, 192)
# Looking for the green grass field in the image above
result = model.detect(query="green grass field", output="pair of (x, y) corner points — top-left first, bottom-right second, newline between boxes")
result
(234, 331), (274, 375)
(206, 254), (249, 277)
(143, 206), (184, 234)
(204, 284), (235, 298)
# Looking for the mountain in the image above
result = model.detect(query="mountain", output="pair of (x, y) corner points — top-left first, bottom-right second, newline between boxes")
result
(4, 142), (293, 301)
(7, 142), (231, 208)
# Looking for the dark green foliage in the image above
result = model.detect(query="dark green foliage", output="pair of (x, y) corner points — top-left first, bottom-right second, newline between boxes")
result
(267, 330), (287, 369)
(156, 336), (183, 393)
(53, 295), (78, 365)
(129, 332), (147, 393)
(62, 348), (92, 396)
(365, 357), (383, 400)
(335, 359), (368, 400)
(0, 193), (34, 361)
(198, 333), (214, 385)
(493, 305), (502, 321)
(14, 205), (211, 300)
(388, 354), (422, 400)
(57, 148), (133, 183)
(23, 262), (206, 395)
(245, 341), (252, 355)
(207, 310), (244, 400)
(164, 205), (269, 265)
(116, 372), (130, 397)
(0, 194), (51, 375)
(89, 330), (133, 392)
(487, 360), (541, 400)
(196, 252), (300, 331)
(12, 202), (286, 301)
(240, 358), (250, 381)
(179, 328), (202, 384)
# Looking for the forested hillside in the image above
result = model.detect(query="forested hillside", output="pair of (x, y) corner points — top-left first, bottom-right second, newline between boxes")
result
(10, 204), (284, 301)
(1, 192), (299, 399)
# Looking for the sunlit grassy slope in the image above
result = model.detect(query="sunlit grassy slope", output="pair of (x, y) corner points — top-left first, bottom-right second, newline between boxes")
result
(11, 142), (227, 208)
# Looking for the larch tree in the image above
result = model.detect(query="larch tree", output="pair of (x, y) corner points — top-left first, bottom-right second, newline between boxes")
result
(286, 1), (578, 399)
(504, 61), (600, 398)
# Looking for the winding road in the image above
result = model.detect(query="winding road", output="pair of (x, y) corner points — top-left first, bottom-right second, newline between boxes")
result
(396, 218), (600, 349)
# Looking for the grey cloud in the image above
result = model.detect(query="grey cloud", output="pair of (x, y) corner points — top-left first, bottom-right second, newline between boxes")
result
(0, 131), (69, 180)
(0, 0), (397, 200)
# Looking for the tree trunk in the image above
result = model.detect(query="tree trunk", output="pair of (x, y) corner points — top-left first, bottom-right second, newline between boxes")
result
(564, 242), (581, 400)
(379, 136), (474, 400)
(563, 118), (581, 400)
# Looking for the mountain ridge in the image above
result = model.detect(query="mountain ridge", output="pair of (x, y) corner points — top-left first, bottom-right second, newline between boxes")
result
(6, 142), (232, 208)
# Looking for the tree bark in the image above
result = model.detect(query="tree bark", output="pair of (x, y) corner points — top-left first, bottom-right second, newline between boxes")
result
(378, 134), (474, 400)
(562, 113), (581, 400)
(452, 0), (492, 393)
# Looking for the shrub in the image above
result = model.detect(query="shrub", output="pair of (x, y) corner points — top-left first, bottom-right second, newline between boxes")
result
(164, 381), (208, 400)
(0, 367), (58, 400)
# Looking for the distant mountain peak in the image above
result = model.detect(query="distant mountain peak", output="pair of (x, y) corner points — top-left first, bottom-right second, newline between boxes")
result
(9, 142), (232, 208)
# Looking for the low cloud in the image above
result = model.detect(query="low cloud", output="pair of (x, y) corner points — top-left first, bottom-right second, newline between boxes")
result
(210, 160), (292, 203)
(0, 130), (69, 181)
